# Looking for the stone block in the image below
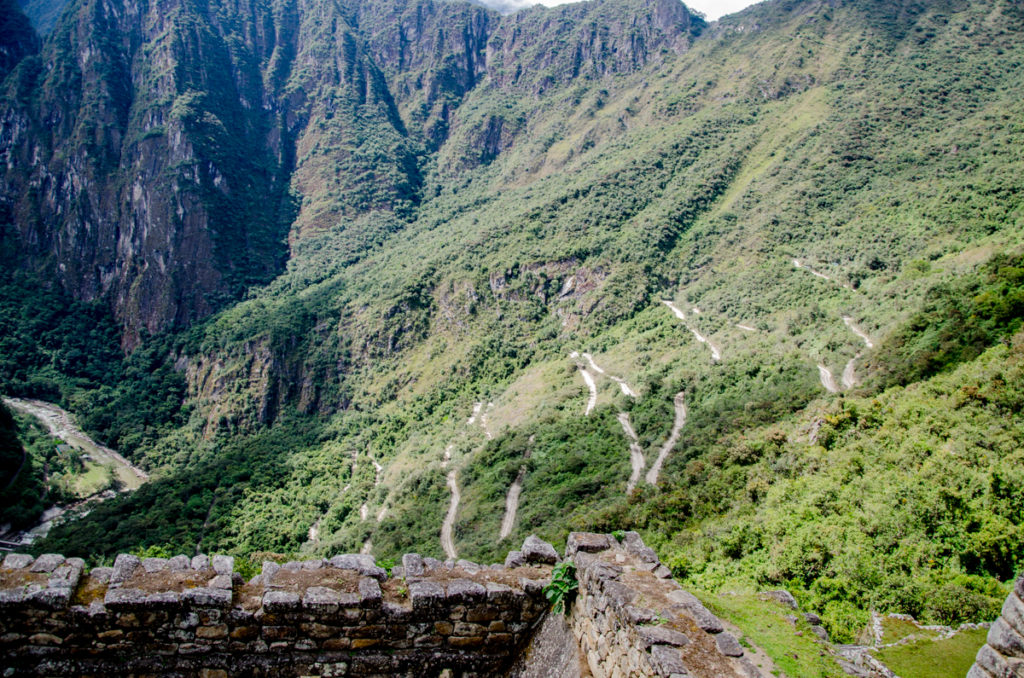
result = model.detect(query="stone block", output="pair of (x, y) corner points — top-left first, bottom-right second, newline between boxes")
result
(89, 567), (113, 584)
(804, 612), (823, 625)
(1016, 575), (1024, 602)
(522, 535), (558, 564)
(447, 578), (487, 603)
(29, 554), (65, 573)
(810, 625), (829, 641)
(384, 601), (412, 622)
(410, 581), (445, 612)
(638, 625), (690, 648)
(448, 635), (485, 648)
(328, 554), (387, 581)
(104, 588), (148, 610)
(1002, 593), (1024, 638)
(196, 624), (228, 639)
(603, 581), (638, 609)
(625, 606), (659, 624)
(29, 632), (63, 646)
(261, 590), (301, 613)
(110, 554), (140, 585)
(654, 565), (673, 579)
(479, 582), (510, 607)
(323, 637), (352, 651)
(359, 577), (382, 607)
(209, 574), (233, 590)
(716, 631), (744, 657)
(988, 618), (1024, 657)
(667, 589), (724, 633)
(181, 587), (232, 608)
(505, 551), (525, 568)
(975, 643), (1024, 678)
(230, 625), (259, 640)
(141, 557), (168, 573)
(261, 625), (296, 641)
(423, 557), (443, 571)
(166, 555), (190, 572)
(761, 589), (799, 609)
(2, 553), (34, 569)
(211, 555), (234, 575)
(649, 644), (688, 675)
(303, 586), (343, 614)
(457, 559), (482, 574)
(467, 605), (497, 623)
(519, 577), (545, 597)
(191, 555), (210, 571)
(567, 532), (612, 557)
(301, 558), (325, 570)
(351, 637), (381, 649)
(402, 553), (425, 577)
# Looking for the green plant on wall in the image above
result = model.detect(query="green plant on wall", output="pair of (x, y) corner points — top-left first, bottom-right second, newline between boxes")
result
(543, 560), (578, 615)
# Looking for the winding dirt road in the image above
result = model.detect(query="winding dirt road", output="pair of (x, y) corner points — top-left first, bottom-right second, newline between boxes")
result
(662, 301), (722, 361)
(818, 364), (839, 393)
(577, 365), (598, 416)
(842, 353), (861, 390)
(645, 392), (686, 486)
(441, 468), (461, 559)
(842, 316), (874, 348)
(661, 300), (687, 321)
(616, 413), (647, 494)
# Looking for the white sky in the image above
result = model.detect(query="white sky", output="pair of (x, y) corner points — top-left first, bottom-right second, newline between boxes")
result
(485, 0), (761, 21)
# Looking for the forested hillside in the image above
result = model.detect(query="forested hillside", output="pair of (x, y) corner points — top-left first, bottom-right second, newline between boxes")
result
(0, 0), (1022, 646)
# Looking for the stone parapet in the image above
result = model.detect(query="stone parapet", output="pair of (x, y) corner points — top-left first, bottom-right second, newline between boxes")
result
(0, 541), (554, 677)
(968, 573), (1024, 678)
(565, 532), (765, 678)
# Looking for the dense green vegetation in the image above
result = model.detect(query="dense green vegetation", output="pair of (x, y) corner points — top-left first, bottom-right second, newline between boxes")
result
(0, 2), (1022, 669)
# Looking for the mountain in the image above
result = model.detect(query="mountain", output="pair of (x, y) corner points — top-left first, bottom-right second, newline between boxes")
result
(1, 0), (1023, 649)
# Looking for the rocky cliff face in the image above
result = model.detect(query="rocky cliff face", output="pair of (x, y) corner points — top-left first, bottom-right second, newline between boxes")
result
(0, 0), (37, 81)
(0, 0), (700, 346)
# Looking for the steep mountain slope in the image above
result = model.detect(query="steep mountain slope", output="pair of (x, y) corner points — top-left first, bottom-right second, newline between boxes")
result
(2, 0), (1023, 645)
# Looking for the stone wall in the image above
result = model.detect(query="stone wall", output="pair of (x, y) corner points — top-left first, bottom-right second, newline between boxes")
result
(0, 534), (766, 677)
(968, 573), (1024, 678)
(564, 532), (763, 678)
(0, 545), (554, 676)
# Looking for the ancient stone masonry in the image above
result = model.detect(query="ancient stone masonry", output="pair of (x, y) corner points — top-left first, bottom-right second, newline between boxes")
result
(0, 546), (554, 676)
(564, 532), (764, 678)
(0, 534), (766, 677)
(968, 572), (1024, 678)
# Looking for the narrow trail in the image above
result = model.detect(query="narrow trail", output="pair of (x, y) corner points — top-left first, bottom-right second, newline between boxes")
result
(361, 539), (373, 555)
(818, 364), (840, 393)
(661, 300), (687, 321)
(569, 352), (599, 416)
(689, 327), (722, 362)
(581, 353), (639, 398)
(467, 402), (482, 426)
(581, 353), (605, 374)
(793, 258), (854, 290)
(499, 444), (532, 541)
(441, 469), (461, 559)
(616, 412), (647, 494)
(736, 324), (757, 332)
(645, 392), (686, 486)
(3, 397), (148, 486)
(842, 353), (862, 390)
(662, 301), (722, 362)
(481, 402), (494, 440)
(842, 316), (874, 348)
